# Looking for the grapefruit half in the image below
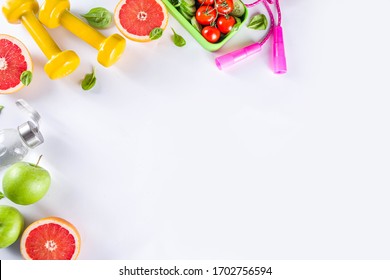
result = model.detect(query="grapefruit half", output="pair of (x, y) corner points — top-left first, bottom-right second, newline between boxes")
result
(0, 34), (32, 94)
(114, 0), (169, 42)
(20, 217), (81, 260)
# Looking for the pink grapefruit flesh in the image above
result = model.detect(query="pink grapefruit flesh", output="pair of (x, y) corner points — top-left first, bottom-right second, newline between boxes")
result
(114, 0), (169, 42)
(0, 34), (32, 94)
(20, 217), (81, 260)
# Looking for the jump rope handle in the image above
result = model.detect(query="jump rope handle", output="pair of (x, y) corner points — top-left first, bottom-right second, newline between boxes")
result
(272, 26), (287, 74)
(215, 43), (262, 70)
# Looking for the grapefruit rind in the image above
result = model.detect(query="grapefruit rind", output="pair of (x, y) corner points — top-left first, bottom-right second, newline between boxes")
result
(114, 0), (169, 42)
(20, 217), (81, 260)
(0, 34), (33, 94)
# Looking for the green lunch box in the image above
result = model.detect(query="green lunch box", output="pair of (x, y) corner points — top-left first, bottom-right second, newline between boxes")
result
(161, 0), (248, 52)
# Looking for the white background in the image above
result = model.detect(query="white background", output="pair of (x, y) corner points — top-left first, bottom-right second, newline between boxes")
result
(1, 0), (389, 260)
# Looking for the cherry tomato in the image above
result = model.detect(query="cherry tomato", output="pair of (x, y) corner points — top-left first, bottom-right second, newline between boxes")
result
(215, 0), (234, 15)
(201, 26), (221, 43)
(217, 15), (236, 34)
(196, 6), (217, 25)
(197, 0), (214, 5)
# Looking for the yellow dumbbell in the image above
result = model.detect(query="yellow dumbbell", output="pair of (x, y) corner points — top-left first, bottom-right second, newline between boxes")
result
(39, 0), (126, 67)
(2, 0), (80, 79)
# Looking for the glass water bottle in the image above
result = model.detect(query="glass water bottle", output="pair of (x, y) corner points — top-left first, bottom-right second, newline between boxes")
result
(0, 99), (44, 167)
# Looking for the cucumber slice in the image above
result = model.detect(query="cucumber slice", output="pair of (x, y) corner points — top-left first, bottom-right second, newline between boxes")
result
(179, 6), (193, 20)
(180, 0), (196, 20)
(168, 0), (181, 7)
(191, 16), (202, 33)
(181, 0), (196, 7)
(181, 3), (196, 14)
(231, 0), (245, 17)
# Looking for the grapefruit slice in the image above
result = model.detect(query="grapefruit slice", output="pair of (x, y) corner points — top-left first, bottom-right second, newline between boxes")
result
(20, 217), (81, 260)
(0, 34), (32, 94)
(114, 0), (169, 42)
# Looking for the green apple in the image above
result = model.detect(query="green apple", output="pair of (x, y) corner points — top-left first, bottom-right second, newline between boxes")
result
(2, 161), (51, 205)
(0, 205), (24, 248)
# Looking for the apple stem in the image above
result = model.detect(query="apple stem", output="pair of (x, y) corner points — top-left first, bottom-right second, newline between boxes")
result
(35, 155), (43, 167)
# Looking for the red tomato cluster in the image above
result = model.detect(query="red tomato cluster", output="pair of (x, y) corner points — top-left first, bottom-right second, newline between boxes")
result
(195, 0), (236, 43)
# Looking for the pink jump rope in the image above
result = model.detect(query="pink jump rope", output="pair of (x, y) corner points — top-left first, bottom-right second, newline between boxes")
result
(215, 0), (287, 74)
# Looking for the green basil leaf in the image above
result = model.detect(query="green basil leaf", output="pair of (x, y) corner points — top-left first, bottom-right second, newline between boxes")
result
(20, 70), (32, 86)
(81, 7), (112, 29)
(247, 14), (268, 30)
(0, 192), (4, 200)
(0, 105), (4, 113)
(81, 68), (96, 91)
(232, 23), (240, 32)
(149, 27), (164, 40)
(232, 17), (242, 32)
(234, 16), (242, 26)
(171, 28), (186, 47)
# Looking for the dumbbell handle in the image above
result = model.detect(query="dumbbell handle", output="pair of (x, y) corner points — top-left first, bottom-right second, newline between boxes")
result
(21, 11), (62, 59)
(60, 11), (106, 50)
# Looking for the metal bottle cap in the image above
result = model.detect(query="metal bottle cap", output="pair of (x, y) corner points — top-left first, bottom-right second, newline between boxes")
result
(15, 99), (44, 148)
(18, 121), (44, 148)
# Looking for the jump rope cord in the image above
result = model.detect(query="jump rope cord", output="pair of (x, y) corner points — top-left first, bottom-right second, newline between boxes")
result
(244, 0), (282, 47)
